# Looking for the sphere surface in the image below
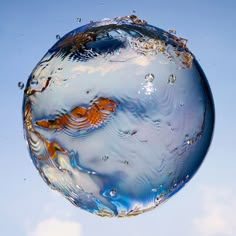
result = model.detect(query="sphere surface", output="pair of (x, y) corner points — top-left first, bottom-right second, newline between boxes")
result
(23, 16), (214, 217)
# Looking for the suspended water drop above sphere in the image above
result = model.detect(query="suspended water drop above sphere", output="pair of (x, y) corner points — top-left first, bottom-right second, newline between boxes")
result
(22, 15), (214, 217)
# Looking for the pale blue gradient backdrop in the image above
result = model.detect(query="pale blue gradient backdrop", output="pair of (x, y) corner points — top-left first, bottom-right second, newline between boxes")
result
(1, 0), (235, 235)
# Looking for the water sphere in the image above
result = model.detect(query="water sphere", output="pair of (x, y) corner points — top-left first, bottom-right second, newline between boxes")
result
(22, 15), (214, 217)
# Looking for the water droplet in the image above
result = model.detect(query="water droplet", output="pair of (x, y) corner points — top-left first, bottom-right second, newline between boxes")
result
(168, 74), (176, 84)
(56, 34), (61, 40)
(76, 17), (82, 23)
(145, 73), (155, 82)
(102, 155), (109, 161)
(168, 29), (177, 34)
(18, 81), (24, 90)
(110, 189), (117, 197)
(123, 160), (129, 165)
(151, 188), (157, 192)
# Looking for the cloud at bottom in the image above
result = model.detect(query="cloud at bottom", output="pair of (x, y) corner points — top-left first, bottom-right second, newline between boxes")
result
(193, 185), (236, 236)
(29, 218), (82, 236)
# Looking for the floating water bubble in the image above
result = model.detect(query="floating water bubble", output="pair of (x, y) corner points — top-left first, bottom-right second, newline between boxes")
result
(18, 81), (24, 90)
(76, 17), (82, 23)
(22, 15), (214, 217)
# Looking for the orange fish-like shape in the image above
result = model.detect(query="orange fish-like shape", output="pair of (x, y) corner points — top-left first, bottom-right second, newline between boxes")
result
(41, 138), (68, 160)
(36, 97), (118, 132)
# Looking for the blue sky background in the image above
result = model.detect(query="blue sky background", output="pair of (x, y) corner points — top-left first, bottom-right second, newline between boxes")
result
(1, 0), (236, 235)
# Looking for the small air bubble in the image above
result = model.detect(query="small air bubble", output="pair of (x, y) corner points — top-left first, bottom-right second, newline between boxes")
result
(145, 73), (155, 82)
(56, 34), (61, 40)
(110, 189), (117, 197)
(151, 188), (157, 192)
(168, 74), (176, 84)
(18, 81), (24, 90)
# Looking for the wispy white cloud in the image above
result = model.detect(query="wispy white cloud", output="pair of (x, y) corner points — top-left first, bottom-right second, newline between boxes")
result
(193, 186), (236, 236)
(29, 218), (82, 236)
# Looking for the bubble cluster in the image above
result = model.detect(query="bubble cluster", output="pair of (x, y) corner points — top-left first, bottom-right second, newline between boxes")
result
(22, 15), (214, 217)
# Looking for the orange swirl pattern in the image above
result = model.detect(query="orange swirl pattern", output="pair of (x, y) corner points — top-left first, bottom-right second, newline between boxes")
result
(36, 97), (118, 132)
